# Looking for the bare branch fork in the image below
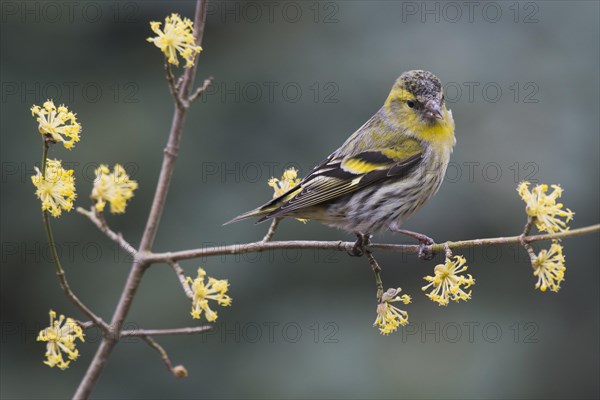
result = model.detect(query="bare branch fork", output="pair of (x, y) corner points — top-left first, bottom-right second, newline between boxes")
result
(72, 1), (211, 398)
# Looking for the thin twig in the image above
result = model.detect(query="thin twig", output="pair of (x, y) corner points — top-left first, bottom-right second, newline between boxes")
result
(188, 76), (213, 102)
(366, 251), (383, 301)
(75, 320), (99, 330)
(73, 1), (209, 398)
(77, 207), (138, 258)
(443, 243), (453, 258)
(39, 142), (110, 333)
(74, 323), (211, 337)
(167, 260), (194, 299)
(146, 224), (600, 263)
(140, 336), (188, 378)
(149, 240), (353, 263)
(121, 326), (212, 337)
(165, 61), (185, 109)
(52, 267), (110, 332)
(519, 217), (537, 260)
(261, 217), (281, 242)
(140, 1), (207, 254)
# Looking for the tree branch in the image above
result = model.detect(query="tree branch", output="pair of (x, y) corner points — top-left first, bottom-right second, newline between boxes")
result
(146, 224), (600, 263)
(188, 76), (213, 103)
(39, 143), (110, 334)
(167, 260), (194, 299)
(121, 326), (212, 337)
(76, 207), (138, 258)
(52, 266), (110, 333)
(165, 61), (185, 109)
(261, 217), (281, 243)
(366, 250), (383, 301)
(139, 0), (207, 254)
(73, 1), (209, 398)
(139, 336), (188, 378)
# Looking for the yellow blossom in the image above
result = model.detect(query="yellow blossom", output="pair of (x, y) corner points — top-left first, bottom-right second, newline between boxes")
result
(37, 310), (85, 370)
(147, 13), (202, 68)
(31, 159), (76, 217)
(373, 287), (411, 335)
(517, 181), (574, 234)
(532, 242), (566, 292)
(422, 255), (475, 306)
(268, 168), (307, 223)
(31, 100), (81, 149)
(185, 267), (232, 321)
(268, 168), (301, 197)
(91, 164), (138, 214)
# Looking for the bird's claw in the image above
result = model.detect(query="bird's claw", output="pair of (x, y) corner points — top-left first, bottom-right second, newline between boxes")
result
(347, 233), (370, 257)
(418, 242), (435, 261)
(414, 234), (435, 260)
(348, 242), (364, 257)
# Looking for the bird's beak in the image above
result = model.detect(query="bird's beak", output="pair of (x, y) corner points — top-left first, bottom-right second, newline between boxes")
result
(424, 100), (443, 120)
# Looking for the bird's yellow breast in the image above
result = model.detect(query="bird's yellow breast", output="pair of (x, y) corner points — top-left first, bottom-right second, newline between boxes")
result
(411, 109), (455, 154)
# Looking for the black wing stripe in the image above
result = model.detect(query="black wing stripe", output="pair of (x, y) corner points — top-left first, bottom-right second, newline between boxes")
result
(316, 166), (356, 181)
(352, 151), (396, 165)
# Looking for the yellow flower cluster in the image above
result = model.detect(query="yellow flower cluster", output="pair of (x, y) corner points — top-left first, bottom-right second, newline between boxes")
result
(268, 168), (301, 198)
(422, 255), (475, 306)
(517, 182), (574, 233)
(268, 168), (307, 223)
(532, 242), (566, 292)
(37, 310), (85, 370)
(31, 100), (81, 149)
(517, 182), (573, 292)
(91, 164), (138, 214)
(147, 13), (202, 68)
(373, 288), (411, 335)
(186, 267), (232, 321)
(31, 159), (76, 217)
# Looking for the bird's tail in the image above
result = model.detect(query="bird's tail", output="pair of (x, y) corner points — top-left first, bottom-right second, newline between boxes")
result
(223, 186), (300, 225)
(223, 206), (271, 225)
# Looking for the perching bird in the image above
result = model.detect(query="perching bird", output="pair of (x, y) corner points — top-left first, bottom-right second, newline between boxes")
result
(226, 70), (455, 256)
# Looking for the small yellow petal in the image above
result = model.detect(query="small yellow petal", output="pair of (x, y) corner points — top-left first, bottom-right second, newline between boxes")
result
(373, 288), (410, 335)
(532, 242), (566, 293)
(422, 255), (475, 306)
(518, 181), (574, 234)
(31, 100), (81, 149)
(268, 168), (306, 223)
(147, 13), (202, 68)
(31, 160), (76, 218)
(91, 164), (138, 214)
(185, 267), (232, 322)
(37, 310), (84, 369)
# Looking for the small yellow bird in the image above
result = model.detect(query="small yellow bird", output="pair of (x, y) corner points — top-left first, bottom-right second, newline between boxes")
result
(226, 70), (455, 256)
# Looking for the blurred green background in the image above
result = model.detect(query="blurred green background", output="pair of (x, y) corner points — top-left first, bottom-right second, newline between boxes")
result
(1, 1), (599, 398)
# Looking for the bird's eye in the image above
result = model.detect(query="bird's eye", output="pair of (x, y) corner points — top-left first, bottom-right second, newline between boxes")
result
(441, 95), (445, 103)
(406, 100), (415, 109)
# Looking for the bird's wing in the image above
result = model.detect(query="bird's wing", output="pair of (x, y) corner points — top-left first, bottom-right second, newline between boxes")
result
(261, 143), (424, 219)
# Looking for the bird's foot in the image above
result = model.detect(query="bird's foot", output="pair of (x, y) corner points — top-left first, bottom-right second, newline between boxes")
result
(417, 242), (435, 261)
(348, 232), (371, 257)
